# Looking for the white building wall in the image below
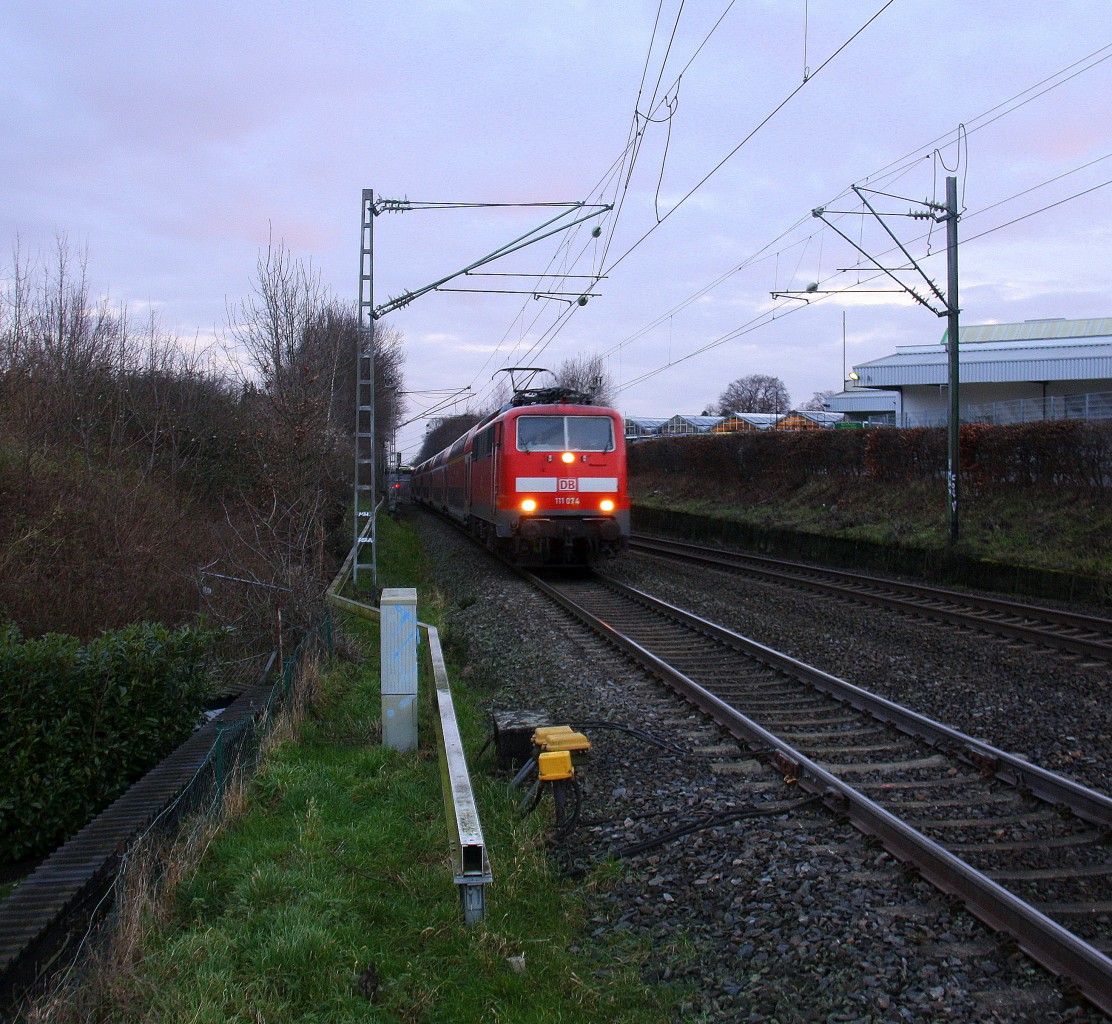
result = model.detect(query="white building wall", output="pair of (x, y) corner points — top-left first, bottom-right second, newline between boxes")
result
(900, 379), (1111, 426)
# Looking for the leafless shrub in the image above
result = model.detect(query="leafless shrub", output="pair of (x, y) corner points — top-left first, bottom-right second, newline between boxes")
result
(215, 240), (405, 647)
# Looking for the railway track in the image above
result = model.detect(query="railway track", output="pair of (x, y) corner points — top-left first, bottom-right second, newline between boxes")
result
(628, 533), (1112, 664)
(526, 569), (1112, 1017)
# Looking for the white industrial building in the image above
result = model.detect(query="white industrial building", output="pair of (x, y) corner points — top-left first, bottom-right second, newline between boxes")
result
(826, 317), (1112, 427)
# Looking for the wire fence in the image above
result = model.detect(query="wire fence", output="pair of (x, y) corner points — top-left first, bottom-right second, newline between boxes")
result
(15, 613), (335, 1018)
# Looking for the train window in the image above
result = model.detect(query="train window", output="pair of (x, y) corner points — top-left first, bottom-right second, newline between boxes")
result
(517, 415), (614, 452)
(566, 416), (614, 452)
(517, 416), (565, 451)
(473, 425), (494, 459)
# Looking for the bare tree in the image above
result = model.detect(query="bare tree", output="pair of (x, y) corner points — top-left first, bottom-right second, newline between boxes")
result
(415, 413), (485, 464)
(800, 390), (835, 412)
(220, 241), (406, 639)
(555, 352), (615, 407)
(714, 374), (791, 415)
(0, 236), (131, 461)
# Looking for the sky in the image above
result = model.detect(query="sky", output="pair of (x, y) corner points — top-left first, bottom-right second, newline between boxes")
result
(3, 1), (1111, 461)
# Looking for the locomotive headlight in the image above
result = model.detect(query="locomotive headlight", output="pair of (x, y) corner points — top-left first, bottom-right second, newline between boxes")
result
(521, 498), (537, 513)
(561, 451), (575, 464)
(599, 499), (615, 512)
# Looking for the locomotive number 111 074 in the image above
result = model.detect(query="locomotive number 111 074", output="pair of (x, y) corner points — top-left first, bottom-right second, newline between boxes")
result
(555, 495), (581, 505)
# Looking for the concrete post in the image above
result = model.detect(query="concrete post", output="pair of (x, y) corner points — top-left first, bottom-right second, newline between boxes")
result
(380, 588), (418, 750)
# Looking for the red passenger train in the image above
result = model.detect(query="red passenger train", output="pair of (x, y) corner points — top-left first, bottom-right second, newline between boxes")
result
(411, 372), (629, 566)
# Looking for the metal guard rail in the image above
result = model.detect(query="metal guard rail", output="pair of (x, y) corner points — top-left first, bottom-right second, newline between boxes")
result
(327, 592), (491, 924)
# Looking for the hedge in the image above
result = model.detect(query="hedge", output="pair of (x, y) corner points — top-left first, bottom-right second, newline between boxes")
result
(629, 421), (1111, 493)
(0, 622), (217, 863)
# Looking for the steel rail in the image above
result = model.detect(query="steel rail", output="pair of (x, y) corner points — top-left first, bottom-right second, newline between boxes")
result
(608, 576), (1112, 827)
(524, 570), (1112, 1017)
(629, 533), (1112, 662)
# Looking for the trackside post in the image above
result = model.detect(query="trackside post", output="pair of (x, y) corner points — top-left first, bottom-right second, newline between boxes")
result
(380, 588), (419, 750)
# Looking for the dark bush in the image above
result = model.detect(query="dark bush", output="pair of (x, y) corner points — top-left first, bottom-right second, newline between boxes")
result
(864, 427), (946, 480)
(629, 428), (874, 493)
(0, 622), (217, 862)
(629, 422), (1111, 496)
(962, 419), (1112, 490)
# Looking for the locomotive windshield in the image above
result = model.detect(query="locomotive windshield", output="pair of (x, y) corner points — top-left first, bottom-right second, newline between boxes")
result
(517, 415), (614, 452)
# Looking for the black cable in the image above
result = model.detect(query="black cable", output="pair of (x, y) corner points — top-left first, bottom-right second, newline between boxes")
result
(569, 719), (695, 756)
(602, 0), (899, 278)
(562, 795), (823, 878)
(516, 779), (543, 817)
(962, 177), (1112, 245)
(552, 778), (584, 839)
(455, 29), (1112, 423)
(471, 0), (889, 393)
(579, 804), (710, 829)
(594, 43), (1112, 402)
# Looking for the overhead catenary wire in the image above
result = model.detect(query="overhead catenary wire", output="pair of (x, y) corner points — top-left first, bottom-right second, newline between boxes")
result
(475, 0), (899, 391)
(460, 0), (744, 407)
(437, 130), (1111, 423)
(549, 35), (1107, 395)
(602, 41), (1112, 396)
(600, 0), (900, 278)
(455, 4), (698, 405)
(405, 17), (1111, 434)
(598, 1), (739, 274)
(610, 159), (1112, 397)
(456, 0), (850, 404)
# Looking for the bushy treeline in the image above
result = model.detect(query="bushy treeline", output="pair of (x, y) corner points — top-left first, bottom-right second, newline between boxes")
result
(0, 621), (217, 862)
(629, 420), (1112, 496)
(0, 238), (404, 642)
(0, 238), (406, 863)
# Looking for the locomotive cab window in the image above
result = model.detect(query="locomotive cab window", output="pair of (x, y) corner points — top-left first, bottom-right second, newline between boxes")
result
(566, 416), (614, 452)
(517, 415), (614, 452)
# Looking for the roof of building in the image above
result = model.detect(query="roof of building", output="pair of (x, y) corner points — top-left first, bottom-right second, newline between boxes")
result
(624, 416), (669, 432)
(851, 317), (1112, 388)
(660, 414), (724, 432)
(716, 412), (783, 429)
(792, 410), (845, 426)
(824, 387), (900, 413)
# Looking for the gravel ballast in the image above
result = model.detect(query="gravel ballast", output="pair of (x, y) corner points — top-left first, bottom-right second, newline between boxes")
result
(412, 511), (1110, 1024)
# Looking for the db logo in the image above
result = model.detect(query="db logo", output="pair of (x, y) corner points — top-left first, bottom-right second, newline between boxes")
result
(558, 478), (578, 491)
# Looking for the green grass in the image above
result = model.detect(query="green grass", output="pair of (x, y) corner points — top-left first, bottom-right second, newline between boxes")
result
(87, 514), (677, 1023)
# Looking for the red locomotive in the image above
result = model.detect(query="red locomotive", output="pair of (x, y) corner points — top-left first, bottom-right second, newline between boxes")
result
(411, 369), (629, 566)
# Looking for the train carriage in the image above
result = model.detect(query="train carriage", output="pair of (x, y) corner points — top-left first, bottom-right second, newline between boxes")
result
(412, 372), (629, 566)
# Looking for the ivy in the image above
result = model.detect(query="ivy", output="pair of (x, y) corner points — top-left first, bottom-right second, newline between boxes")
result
(0, 622), (218, 863)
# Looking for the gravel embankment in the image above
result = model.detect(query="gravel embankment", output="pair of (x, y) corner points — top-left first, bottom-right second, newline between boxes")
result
(412, 511), (1110, 1024)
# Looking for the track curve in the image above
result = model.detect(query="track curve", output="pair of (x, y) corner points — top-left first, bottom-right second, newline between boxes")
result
(525, 568), (1112, 1016)
(628, 533), (1112, 663)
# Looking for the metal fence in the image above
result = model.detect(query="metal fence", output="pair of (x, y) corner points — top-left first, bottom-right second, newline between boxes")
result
(899, 391), (1112, 429)
(1, 618), (333, 1015)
